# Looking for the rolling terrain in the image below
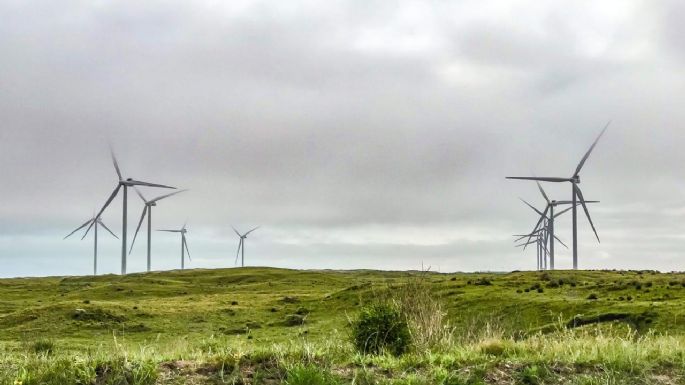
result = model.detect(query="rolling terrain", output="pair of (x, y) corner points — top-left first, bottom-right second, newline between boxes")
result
(2, 268), (685, 384)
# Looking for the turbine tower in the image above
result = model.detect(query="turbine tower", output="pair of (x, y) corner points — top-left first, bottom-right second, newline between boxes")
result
(86, 149), (176, 275)
(129, 188), (188, 272)
(233, 226), (260, 267)
(158, 222), (191, 270)
(507, 122), (609, 269)
(64, 214), (118, 275)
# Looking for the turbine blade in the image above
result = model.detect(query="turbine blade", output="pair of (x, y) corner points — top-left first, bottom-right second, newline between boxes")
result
(232, 226), (241, 237)
(150, 189), (188, 203)
(157, 229), (181, 232)
(83, 185), (121, 238)
(245, 226), (260, 235)
(127, 180), (176, 189)
(183, 235), (191, 261)
(574, 121), (610, 177)
(64, 218), (94, 239)
(129, 206), (148, 255)
(553, 234), (569, 249)
(519, 198), (546, 217)
(554, 206), (574, 218)
(110, 148), (122, 181)
(524, 206), (549, 250)
(506, 177), (570, 182)
(235, 238), (242, 265)
(536, 182), (550, 204)
(133, 186), (147, 203)
(80, 219), (95, 240)
(575, 185), (600, 243)
(555, 200), (600, 205)
(98, 219), (119, 239)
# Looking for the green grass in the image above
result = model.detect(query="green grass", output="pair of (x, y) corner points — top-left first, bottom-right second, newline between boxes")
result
(1, 267), (685, 384)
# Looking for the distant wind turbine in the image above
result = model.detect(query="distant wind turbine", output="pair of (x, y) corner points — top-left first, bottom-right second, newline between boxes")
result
(64, 214), (118, 275)
(530, 183), (598, 269)
(158, 222), (191, 270)
(507, 122), (609, 269)
(85, 149), (176, 275)
(129, 187), (188, 272)
(233, 226), (260, 267)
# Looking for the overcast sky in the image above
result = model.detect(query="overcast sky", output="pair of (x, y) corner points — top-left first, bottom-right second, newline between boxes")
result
(1, 0), (685, 277)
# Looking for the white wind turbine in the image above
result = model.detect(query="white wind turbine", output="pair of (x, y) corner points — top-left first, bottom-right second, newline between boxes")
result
(129, 187), (188, 272)
(158, 222), (191, 270)
(85, 149), (176, 275)
(233, 226), (260, 267)
(64, 214), (118, 275)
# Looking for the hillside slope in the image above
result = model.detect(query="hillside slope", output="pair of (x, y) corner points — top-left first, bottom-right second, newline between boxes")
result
(1, 267), (684, 351)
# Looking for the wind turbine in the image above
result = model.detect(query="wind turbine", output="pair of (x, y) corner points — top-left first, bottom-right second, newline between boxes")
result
(507, 122), (609, 269)
(233, 226), (260, 267)
(85, 149), (176, 275)
(515, 227), (550, 270)
(532, 183), (599, 269)
(520, 190), (598, 270)
(158, 223), (191, 270)
(64, 214), (118, 275)
(129, 188), (188, 272)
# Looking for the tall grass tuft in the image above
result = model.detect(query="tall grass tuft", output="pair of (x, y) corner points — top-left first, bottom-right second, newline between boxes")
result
(390, 274), (455, 352)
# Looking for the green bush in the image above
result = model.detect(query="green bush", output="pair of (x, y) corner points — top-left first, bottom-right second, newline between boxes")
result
(351, 304), (411, 356)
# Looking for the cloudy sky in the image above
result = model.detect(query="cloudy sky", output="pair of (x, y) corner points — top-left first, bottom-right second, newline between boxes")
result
(1, 0), (685, 277)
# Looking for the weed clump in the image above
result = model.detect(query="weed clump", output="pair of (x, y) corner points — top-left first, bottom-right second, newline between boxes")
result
(30, 339), (55, 355)
(351, 304), (410, 356)
(285, 364), (340, 385)
(479, 338), (508, 356)
(587, 293), (598, 300)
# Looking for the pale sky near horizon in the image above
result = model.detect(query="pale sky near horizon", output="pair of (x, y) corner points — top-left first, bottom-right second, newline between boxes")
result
(2, 0), (685, 278)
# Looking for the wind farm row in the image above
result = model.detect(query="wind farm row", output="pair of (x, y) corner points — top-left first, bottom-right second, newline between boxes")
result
(64, 150), (259, 275)
(508, 122), (610, 271)
(65, 124), (610, 276)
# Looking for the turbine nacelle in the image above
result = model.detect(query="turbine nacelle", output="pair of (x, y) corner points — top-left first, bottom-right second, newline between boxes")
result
(572, 175), (580, 184)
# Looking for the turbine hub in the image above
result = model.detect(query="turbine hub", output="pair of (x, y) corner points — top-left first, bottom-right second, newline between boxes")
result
(572, 175), (580, 184)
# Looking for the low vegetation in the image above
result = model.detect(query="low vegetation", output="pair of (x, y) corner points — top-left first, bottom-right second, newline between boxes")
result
(1, 267), (685, 384)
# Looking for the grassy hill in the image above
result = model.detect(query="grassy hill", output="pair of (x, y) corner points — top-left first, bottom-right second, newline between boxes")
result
(2, 267), (685, 384)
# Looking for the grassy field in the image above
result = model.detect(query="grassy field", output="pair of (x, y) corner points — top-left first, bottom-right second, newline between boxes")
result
(2, 267), (685, 384)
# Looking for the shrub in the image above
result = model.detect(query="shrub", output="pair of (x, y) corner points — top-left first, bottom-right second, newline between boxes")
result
(351, 304), (411, 356)
(284, 314), (306, 326)
(587, 293), (598, 300)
